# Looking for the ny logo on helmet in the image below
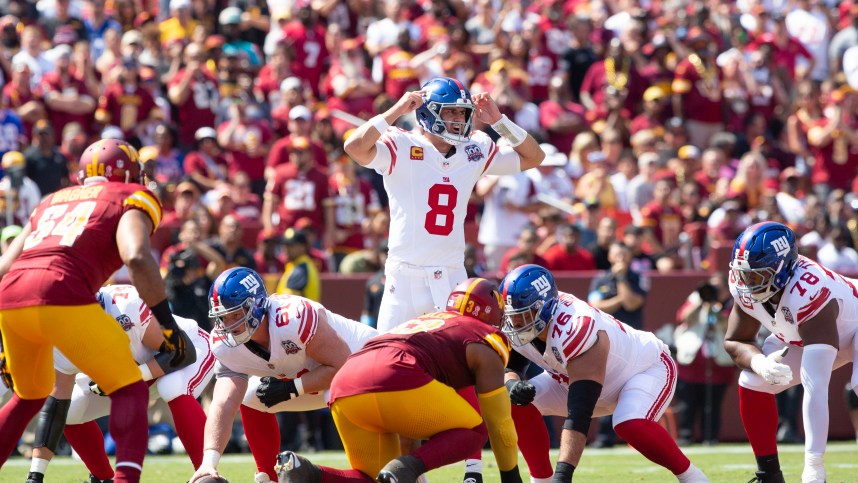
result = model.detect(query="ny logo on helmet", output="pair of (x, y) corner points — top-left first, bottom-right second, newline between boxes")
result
(770, 236), (790, 257)
(531, 275), (551, 296)
(239, 274), (260, 294)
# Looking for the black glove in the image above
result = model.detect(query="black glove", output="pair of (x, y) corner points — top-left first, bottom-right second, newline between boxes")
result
(505, 379), (536, 406)
(256, 377), (301, 408)
(160, 328), (190, 368)
(88, 380), (107, 396)
(500, 466), (523, 483)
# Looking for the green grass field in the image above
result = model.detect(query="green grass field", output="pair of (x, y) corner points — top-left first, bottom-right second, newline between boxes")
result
(2, 443), (857, 482)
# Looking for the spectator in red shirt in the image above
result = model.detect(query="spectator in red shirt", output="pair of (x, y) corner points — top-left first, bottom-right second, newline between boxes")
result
(39, 44), (95, 141)
(2, 61), (44, 139)
(262, 136), (330, 237)
(183, 126), (228, 191)
(672, 29), (724, 149)
(639, 178), (684, 255)
(95, 56), (161, 144)
(254, 228), (286, 276)
(581, 37), (646, 119)
(167, 42), (219, 149)
(630, 86), (668, 135)
(498, 226), (549, 275)
(269, 77), (308, 138)
(281, 3), (330, 97)
(226, 172), (263, 223)
(323, 38), (380, 137)
(758, 14), (815, 82)
(217, 93), (272, 195)
(323, 158), (382, 271)
(266, 105), (329, 179)
(540, 74), (587, 155)
(376, 28), (421, 101)
(543, 223), (597, 271)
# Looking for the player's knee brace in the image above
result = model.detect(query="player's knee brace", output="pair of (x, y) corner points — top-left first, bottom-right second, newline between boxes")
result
(34, 396), (71, 452)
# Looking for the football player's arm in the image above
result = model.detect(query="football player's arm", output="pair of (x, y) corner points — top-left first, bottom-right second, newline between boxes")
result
(504, 349), (536, 406)
(555, 331), (609, 482)
(190, 375), (248, 481)
(301, 310), (351, 394)
(723, 304), (765, 369)
(0, 222), (31, 280)
(472, 91), (544, 170)
(261, 190), (278, 232)
(344, 89), (423, 166)
(118, 210), (190, 365)
(468, 343), (522, 482)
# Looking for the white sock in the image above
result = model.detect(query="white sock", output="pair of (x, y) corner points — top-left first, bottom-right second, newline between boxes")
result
(531, 478), (553, 483)
(677, 464), (709, 483)
(29, 457), (49, 474)
(464, 459), (482, 474)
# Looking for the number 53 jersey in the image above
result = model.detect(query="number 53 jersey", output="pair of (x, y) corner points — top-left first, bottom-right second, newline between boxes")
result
(366, 127), (521, 267)
(729, 255), (858, 347)
(0, 182), (162, 308)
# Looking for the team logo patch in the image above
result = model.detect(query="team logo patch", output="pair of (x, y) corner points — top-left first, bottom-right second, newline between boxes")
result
(434, 270), (443, 280)
(281, 340), (301, 354)
(464, 144), (483, 162)
(552, 346), (563, 363)
(781, 307), (795, 325)
(770, 236), (790, 257)
(116, 314), (134, 331)
(410, 146), (424, 160)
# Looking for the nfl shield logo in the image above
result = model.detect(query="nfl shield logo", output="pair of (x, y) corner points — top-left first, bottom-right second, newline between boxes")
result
(434, 270), (442, 280)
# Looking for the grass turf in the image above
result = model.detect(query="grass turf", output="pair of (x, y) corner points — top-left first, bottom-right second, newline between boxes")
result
(1, 442), (857, 482)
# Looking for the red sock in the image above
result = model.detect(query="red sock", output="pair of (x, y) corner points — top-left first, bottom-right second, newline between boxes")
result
(64, 421), (115, 480)
(0, 394), (45, 467)
(457, 387), (483, 461)
(614, 419), (690, 475)
(412, 426), (486, 471)
(320, 466), (374, 482)
(240, 405), (280, 480)
(511, 404), (553, 478)
(739, 386), (779, 457)
(168, 395), (207, 469)
(108, 380), (149, 483)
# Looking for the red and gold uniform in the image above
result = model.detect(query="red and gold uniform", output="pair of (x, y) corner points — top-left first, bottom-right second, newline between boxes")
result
(38, 72), (93, 139)
(640, 200), (685, 249)
(267, 163), (329, 235)
(167, 68), (219, 146)
(95, 83), (159, 139)
(328, 313), (510, 477)
(0, 180), (162, 398)
(672, 55), (723, 124)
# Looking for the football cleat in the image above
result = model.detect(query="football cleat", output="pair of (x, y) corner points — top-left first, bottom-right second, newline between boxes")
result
(377, 455), (426, 483)
(25, 472), (44, 483)
(747, 470), (786, 483)
(275, 451), (321, 483)
(86, 475), (113, 483)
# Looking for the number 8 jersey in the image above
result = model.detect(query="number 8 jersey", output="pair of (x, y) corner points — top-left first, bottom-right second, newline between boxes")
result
(0, 182), (162, 308)
(367, 127), (521, 267)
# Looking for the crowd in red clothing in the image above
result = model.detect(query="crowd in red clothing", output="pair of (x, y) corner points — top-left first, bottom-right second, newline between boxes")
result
(2, 0), (858, 283)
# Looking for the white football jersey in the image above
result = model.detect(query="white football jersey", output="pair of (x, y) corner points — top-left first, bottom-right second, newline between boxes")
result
(55, 285), (202, 374)
(212, 293), (377, 379)
(367, 127), (521, 267)
(514, 292), (668, 403)
(729, 255), (858, 346)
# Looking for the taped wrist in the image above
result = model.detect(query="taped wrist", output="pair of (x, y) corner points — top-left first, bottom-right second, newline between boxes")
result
(34, 397), (71, 452)
(563, 380), (602, 435)
(150, 299), (179, 332)
(552, 462), (575, 483)
(153, 337), (196, 375)
(202, 449), (221, 468)
(491, 114), (528, 147)
(477, 387), (519, 471)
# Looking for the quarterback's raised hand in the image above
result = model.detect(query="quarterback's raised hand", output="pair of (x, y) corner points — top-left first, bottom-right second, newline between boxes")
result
(472, 91), (502, 125)
(750, 347), (792, 385)
(392, 89), (426, 117)
(256, 377), (302, 408)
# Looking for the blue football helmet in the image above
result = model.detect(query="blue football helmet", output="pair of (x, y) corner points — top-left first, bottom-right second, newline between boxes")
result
(209, 267), (269, 347)
(415, 77), (475, 146)
(499, 264), (558, 346)
(730, 221), (798, 303)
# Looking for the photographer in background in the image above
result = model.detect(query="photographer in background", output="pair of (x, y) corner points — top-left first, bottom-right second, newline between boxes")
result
(161, 218), (226, 330)
(673, 274), (736, 445)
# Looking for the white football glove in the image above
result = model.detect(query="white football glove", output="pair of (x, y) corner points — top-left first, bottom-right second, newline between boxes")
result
(750, 347), (792, 386)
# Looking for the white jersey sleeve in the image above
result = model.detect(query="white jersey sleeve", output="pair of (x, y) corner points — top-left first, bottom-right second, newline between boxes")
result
(482, 143), (521, 176)
(97, 285), (157, 365)
(364, 127), (397, 174)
